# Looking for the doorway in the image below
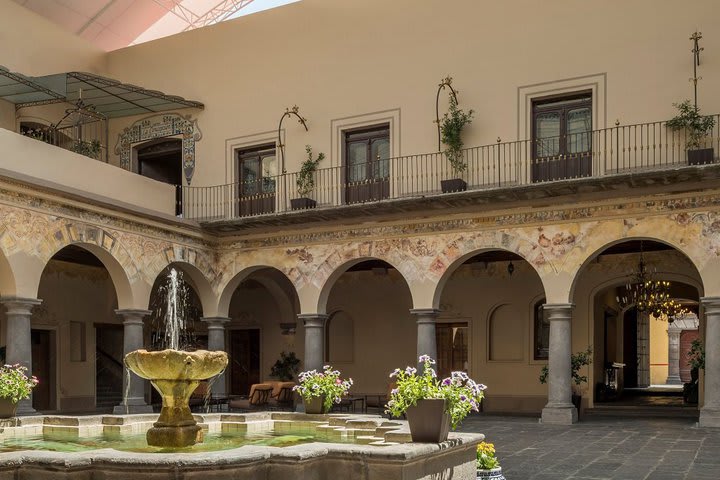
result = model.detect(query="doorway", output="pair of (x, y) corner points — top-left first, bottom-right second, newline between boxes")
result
(229, 329), (260, 396)
(137, 138), (183, 215)
(435, 322), (469, 380)
(31, 329), (56, 411)
(95, 324), (124, 410)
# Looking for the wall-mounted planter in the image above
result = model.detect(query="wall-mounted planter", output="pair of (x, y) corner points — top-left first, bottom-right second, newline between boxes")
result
(291, 198), (317, 210)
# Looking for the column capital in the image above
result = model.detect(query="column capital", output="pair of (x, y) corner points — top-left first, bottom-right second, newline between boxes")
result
(701, 297), (720, 315)
(409, 308), (441, 316)
(1, 297), (42, 315)
(115, 309), (151, 325)
(201, 316), (231, 327)
(543, 303), (575, 320)
(298, 313), (328, 328)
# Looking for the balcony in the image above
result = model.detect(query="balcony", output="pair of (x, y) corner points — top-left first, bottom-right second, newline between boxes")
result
(183, 116), (720, 232)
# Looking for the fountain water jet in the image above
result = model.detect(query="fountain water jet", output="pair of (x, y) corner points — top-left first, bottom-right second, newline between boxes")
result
(124, 268), (228, 448)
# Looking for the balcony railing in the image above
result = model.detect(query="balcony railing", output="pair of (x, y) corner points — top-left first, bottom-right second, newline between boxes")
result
(181, 116), (720, 221)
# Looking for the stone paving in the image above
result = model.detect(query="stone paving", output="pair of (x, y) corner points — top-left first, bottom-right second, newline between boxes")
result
(458, 415), (720, 480)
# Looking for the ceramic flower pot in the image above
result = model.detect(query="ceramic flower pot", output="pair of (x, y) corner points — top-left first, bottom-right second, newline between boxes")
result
(0, 397), (18, 419)
(405, 398), (450, 443)
(476, 467), (505, 479)
(304, 395), (327, 414)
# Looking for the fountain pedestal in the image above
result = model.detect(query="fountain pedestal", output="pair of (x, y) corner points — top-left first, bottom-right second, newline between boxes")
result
(124, 349), (228, 448)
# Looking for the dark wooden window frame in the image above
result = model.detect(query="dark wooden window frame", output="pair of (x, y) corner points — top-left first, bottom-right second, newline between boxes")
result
(235, 143), (277, 216)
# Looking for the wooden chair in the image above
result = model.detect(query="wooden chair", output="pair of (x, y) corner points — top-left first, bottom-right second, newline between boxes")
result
(228, 383), (274, 412)
(268, 382), (296, 411)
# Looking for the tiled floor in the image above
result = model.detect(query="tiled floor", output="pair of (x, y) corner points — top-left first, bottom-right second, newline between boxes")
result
(459, 415), (719, 480)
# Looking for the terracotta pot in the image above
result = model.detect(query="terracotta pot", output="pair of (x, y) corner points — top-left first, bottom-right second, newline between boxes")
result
(304, 395), (327, 414)
(405, 398), (450, 443)
(476, 467), (505, 479)
(0, 397), (18, 419)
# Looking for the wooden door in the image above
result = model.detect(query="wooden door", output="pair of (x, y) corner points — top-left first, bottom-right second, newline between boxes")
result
(31, 329), (53, 411)
(435, 322), (468, 380)
(229, 329), (260, 396)
(344, 126), (390, 203)
(622, 309), (638, 388)
(237, 146), (276, 216)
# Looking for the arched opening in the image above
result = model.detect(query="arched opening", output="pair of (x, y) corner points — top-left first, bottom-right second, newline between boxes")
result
(224, 267), (299, 396)
(37, 245), (123, 413)
(135, 138), (183, 215)
(434, 249), (547, 414)
(571, 239), (703, 414)
(321, 259), (414, 396)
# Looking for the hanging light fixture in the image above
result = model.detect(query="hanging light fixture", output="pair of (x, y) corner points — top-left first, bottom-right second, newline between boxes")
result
(615, 242), (688, 322)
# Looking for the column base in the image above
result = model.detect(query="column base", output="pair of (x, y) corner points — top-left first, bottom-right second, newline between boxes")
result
(665, 375), (682, 385)
(541, 405), (577, 425)
(699, 407), (720, 428)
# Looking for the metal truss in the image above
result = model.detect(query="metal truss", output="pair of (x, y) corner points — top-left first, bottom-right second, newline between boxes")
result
(151, 0), (256, 32)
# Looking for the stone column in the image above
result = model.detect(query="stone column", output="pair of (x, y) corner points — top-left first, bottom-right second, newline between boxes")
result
(113, 309), (153, 414)
(410, 309), (440, 366)
(666, 323), (682, 385)
(700, 297), (720, 427)
(2, 297), (41, 415)
(636, 311), (650, 388)
(541, 303), (577, 425)
(299, 314), (327, 372)
(201, 317), (230, 397)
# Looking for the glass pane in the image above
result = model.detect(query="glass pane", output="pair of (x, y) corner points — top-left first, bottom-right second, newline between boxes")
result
(567, 107), (591, 154)
(261, 154), (277, 193)
(240, 158), (260, 195)
(371, 138), (390, 178)
(347, 142), (367, 182)
(535, 112), (560, 157)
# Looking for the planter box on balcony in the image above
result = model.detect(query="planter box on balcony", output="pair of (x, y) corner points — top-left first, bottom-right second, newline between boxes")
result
(291, 198), (317, 210)
(688, 148), (714, 165)
(440, 179), (467, 193)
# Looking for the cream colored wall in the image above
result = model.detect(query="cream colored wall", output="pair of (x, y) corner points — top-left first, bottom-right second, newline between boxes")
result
(0, 0), (104, 76)
(102, 0), (720, 188)
(0, 128), (176, 216)
(650, 317), (669, 385)
(0, 99), (14, 131)
(35, 260), (118, 412)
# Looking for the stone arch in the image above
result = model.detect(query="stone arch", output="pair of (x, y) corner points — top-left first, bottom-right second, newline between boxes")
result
(217, 265), (298, 317)
(152, 261), (217, 318)
(315, 257), (415, 315)
(0, 246), (17, 297)
(431, 247), (548, 310)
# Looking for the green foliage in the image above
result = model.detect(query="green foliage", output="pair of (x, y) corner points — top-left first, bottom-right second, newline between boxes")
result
(70, 139), (102, 160)
(0, 364), (38, 403)
(386, 356), (486, 430)
(440, 91), (474, 174)
(296, 145), (325, 197)
(688, 339), (705, 371)
(476, 441), (500, 470)
(666, 100), (716, 150)
(293, 365), (353, 413)
(539, 347), (593, 386)
(269, 351), (300, 381)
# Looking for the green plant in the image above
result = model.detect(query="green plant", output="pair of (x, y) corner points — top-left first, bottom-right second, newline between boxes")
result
(539, 347), (593, 388)
(269, 351), (300, 381)
(688, 339), (705, 371)
(0, 364), (38, 403)
(386, 355), (486, 430)
(666, 100), (716, 150)
(296, 145), (325, 197)
(292, 365), (353, 413)
(476, 441), (500, 470)
(70, 139), (102, 160)
(440, 91), (474, 175)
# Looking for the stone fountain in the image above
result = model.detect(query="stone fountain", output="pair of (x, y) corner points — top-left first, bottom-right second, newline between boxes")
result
(124, 268), (228, 448)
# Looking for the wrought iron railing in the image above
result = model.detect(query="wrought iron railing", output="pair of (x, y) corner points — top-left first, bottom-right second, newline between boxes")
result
(181, 116), (720, 221)
(20, 122), (108, 162)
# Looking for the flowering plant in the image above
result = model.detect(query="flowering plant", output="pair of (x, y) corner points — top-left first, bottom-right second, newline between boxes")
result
(476, 441), (500, 470)
(385, 356), (486, 429)
(293, 365), (353, 413)
(0, 364), (38, 403)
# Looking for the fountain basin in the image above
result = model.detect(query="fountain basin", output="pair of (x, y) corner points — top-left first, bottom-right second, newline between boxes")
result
(124, 349), (228, 447)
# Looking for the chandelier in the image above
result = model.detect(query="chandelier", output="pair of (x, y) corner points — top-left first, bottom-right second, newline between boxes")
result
(616, 253), (688, 323)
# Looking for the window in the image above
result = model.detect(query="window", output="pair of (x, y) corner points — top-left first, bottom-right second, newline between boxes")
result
(534, 299), (549, 360)
(436, 322), (468, 379)
(344, 125), (390, 203)
(236, 144), (276, 216)
(532, 93), (592, 182)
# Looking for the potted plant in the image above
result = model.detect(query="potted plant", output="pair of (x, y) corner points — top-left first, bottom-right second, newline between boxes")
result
(539, 347), (592, 415)
(0, 364), (38, 418)
(666, 100), (716, 165)
(293, 365), (353, 414)
(684, 339), (704, 404)
(291, 145), (325, 210)
(440, 92), (474, 193)
(386, 355), (486, 443)
(269, 351), (301, 381)
(70, 139), (103, 160)
(476, 441), (505, 480)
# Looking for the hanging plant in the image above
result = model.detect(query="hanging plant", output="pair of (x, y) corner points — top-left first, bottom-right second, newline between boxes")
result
(440, 91), (474, 175)
(296, 145), (325, 197)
